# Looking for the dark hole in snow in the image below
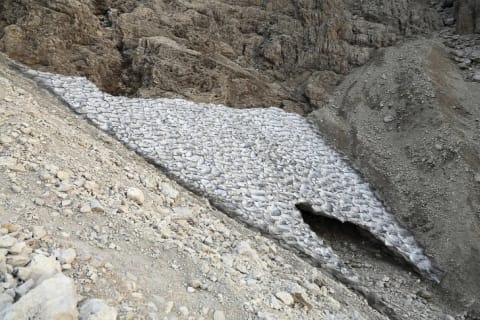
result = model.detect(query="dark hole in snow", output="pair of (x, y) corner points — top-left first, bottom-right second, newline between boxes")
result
(295, 202), (412, 271)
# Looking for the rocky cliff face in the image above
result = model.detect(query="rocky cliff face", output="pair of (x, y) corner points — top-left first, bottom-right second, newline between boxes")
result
(0, 0), (441, 113)
(455, 0), (480, 33)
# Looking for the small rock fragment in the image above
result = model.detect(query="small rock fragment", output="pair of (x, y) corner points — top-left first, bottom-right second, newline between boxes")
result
(383, 115), (394, 123)
(32, 226), (46, 239)
(54, 248), (76, 264)
(213, 310), (226, 320)
(178, 306), (189, 316)
(56, 170), (71, 181)
(90, 200), (104, 213)
(275, 291), (294, 306)
(79, 299), (117, 320)
(0, 236), (16, 248)
(126, 187), (145, 205)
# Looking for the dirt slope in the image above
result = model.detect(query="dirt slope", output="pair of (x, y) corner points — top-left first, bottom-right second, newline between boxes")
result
(311, 38), (480, 315)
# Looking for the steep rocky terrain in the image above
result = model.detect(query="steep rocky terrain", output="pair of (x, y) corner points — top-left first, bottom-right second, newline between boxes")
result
(0, 0), (441, 113)
(1, 56), (395, 319)
(1, 0), (480, 318)
(311, 38), (480, 315)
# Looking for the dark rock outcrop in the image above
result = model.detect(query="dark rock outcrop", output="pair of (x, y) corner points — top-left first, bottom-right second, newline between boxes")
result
(455, 0), (480, 33)
(0, 0), (441, 112)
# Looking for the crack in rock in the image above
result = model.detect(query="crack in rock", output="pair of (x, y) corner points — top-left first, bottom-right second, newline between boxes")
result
(15, 64), (444, 284)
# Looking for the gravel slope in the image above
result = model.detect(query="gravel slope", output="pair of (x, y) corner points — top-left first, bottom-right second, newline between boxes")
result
(0, 53), (394, 319)
(311, 38), (480, 315)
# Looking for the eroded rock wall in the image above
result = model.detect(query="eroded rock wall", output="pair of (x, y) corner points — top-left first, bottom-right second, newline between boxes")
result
(0, 0), (441, 113)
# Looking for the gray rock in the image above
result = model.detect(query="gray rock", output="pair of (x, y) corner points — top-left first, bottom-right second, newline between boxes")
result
(0, 235), (16, 248)
(213, 310), (226, 320)
(383, 115), (395, 123)
(126, 187), (145, 205)
(32, 226), (46, 239)
(79, 299), (117, 320)
(90, 200), (105, 213)
(275, 291), (294, 306)
(53, 248), (76, 264)
(0, 273), (78, 320)
(22, 254), (61, 282)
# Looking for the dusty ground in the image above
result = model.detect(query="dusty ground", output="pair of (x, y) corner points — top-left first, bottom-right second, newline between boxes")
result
(311, 38), (480, 316)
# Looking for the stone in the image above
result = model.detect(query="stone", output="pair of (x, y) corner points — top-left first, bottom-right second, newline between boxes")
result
(275, 291), (294, 306)
(84, 181), (98, 192)
(32, 226), (46, 239)
(56, 170), (71, 181)
(15, 279), (34, 296)
(8, 241), (26, 254)
(0, 293), (13, 312)
(10, 185), (21, 193)
(0, 235), (16, 248)
(383, 115), (395, 123)
(213, 310), (226, 320)
(472, 72), (480, 82)
(54, 248), (77, 264)
(474, 173), (480, 183)
(0, 273), (78, 320)
(79, 299), (117, 320)
(0, 135), (13, 145)
(190, 279), (202, 289)
(234, 241), (257, 258)
(58, 182), (74, 192)
(126, 187), (145, 205)
(6, 255), (30, 267)
(80, 204), (92, 213)
(416, 289), (433, 300)
(178, 306), (189, 316)
(23, 254), (61, 282)
(90, 200), (105, 213)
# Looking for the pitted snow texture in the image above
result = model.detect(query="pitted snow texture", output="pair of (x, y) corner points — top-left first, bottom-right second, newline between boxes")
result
(22, 68), (442, 282)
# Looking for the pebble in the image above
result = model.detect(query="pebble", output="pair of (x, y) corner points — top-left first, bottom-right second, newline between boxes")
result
(383, 115), (395, 123)
(190, 279), (202, 289)
(164, 301), (174, 314)
(416, 288), (433, 300)
(275, 291), (294, 306)
(473, 72), (480, 82)
(6, 255), (31, 267)
(90, 200), (105, 213)
(9, 241), (26, 255)
(79, 299), (117, 320)
(80, 203), (92, 213)
(54, 248), (76, 264)
(213, 310), (226, 320)
(84, 180), (97, 191)
(126, 187), (145, 205)
(0, 135), (13, 145)
(0, 235), (16, 248)
(178, 305), (189, 316)
(474, 173), (480, 183)
(56, 170), (71, 181)
(11, 185), (22, 193)
(32, 226), (46, 239)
